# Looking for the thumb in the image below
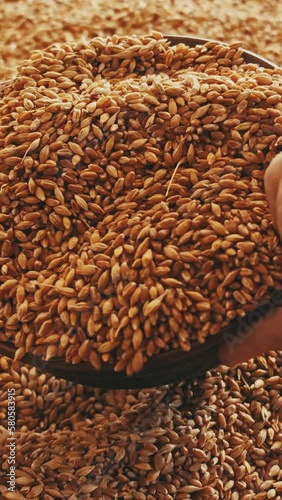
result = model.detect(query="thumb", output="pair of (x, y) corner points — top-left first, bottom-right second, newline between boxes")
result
(264, 152), (282, 235)
(218, 307), (282, 366)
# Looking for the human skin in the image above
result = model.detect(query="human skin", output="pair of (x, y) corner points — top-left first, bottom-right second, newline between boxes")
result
(218, 153), (282, 366)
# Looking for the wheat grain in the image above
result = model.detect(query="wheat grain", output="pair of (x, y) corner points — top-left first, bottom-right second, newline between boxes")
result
(2, 352), (282, 498)
(0, 22), (282, 496)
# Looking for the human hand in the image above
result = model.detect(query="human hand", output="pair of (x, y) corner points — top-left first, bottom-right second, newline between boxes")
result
(218, 153), (282, 366)
(264, 151), (282, 237)
(218, 306), (282, 366)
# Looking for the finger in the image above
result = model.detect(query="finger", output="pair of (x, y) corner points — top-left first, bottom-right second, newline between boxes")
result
(275, 175), (282, 239)
(218, 307), (282, 367)
(264, 152), (282, 228)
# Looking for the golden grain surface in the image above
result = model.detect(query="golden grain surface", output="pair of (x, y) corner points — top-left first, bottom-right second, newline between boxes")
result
(0, 1), (282, 499)
(1, 34), (282, 374)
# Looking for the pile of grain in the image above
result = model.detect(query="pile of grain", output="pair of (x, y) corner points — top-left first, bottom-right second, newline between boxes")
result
(0, 1), (281, 499)
(1, 34), (282, 375)
(1, 0), (282, 74)
(0, 353), (282, 499)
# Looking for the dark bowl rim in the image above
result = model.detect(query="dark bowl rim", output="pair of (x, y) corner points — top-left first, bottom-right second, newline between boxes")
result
(165, 34), (278, 69)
